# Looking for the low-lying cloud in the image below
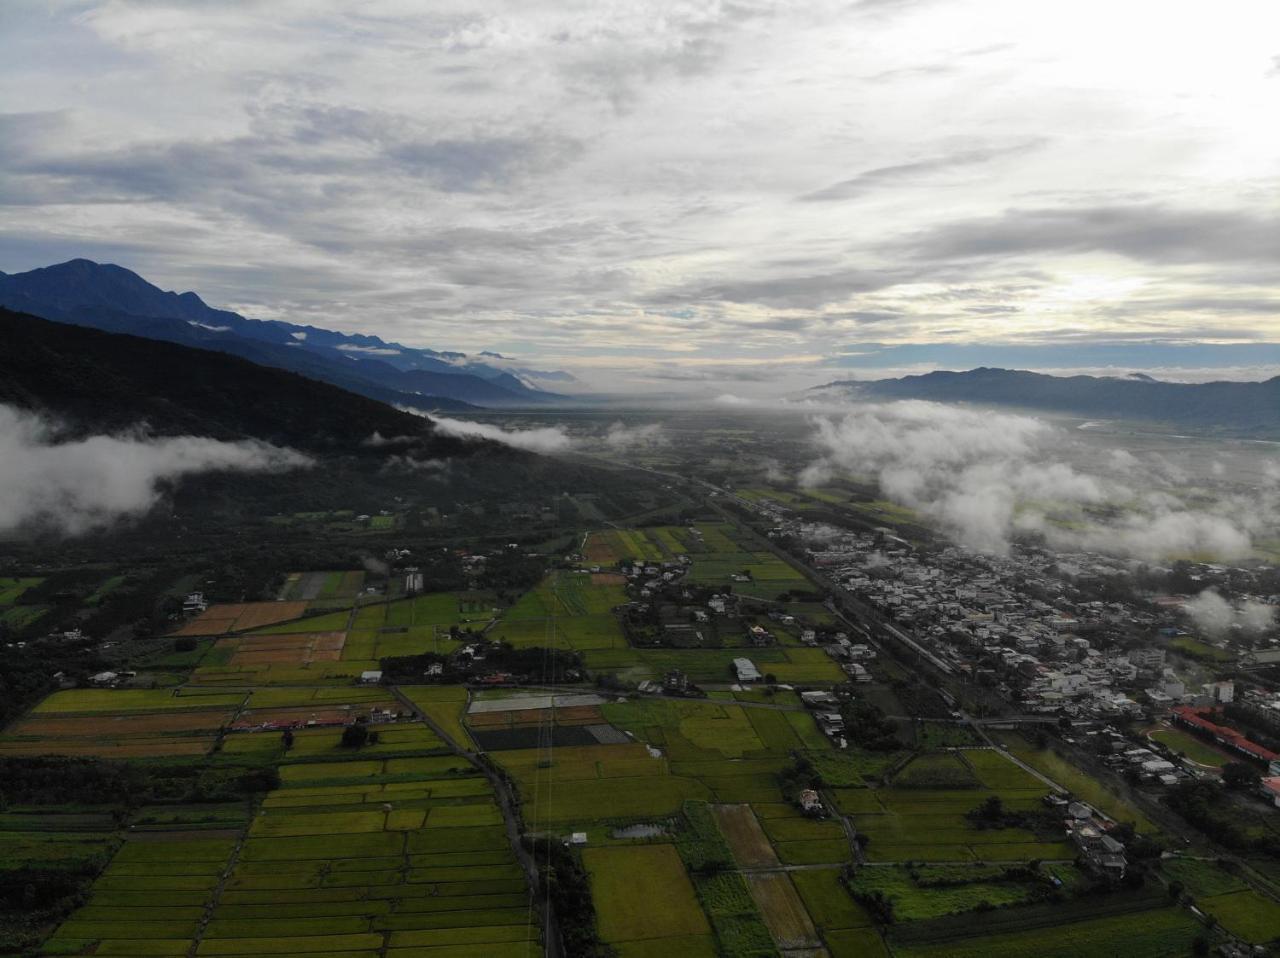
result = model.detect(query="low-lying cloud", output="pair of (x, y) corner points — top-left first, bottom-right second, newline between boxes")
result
(411, 413), (665, 457)
(426, 415), (575, 454)
(0, 405), (311, 536)
(801, 400), (1277, 560)
(602, 422), (667, 451)
(1184, 589), (1276, 636)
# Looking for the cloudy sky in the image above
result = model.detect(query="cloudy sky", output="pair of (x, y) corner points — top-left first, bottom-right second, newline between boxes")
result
(2, 0), (1278, 393)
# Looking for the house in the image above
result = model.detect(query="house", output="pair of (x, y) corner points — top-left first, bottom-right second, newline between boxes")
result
(733, 658), (762, 682)
(359, 670), (384, 684)
(798, 789), (823, 815)
(1067, 821), (1127, 880)
(568, 832), (588, 846)
(182, 592), (208, 614)
(1066, 801), (1093, 821)
(800, 690), (837, 708)
(1261, 777), (1280, 809)
(88, 671), (119, 685)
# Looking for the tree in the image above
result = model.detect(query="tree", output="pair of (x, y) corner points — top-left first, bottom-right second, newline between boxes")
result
(1222, 762), (1261, 791)
(281, 729), (294, 750)
(341, 724), (370, 748)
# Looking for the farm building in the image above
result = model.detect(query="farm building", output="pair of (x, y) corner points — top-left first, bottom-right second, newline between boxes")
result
(733, 657), (762, 682)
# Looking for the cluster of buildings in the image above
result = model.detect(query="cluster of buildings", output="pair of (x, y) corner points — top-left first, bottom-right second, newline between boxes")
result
(800, 689), (847, 746)
(788, 523), (1260, 723)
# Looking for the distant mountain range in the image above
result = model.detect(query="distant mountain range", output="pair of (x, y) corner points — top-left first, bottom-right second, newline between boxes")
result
(0, 259), (574, 409)
(813, 367), (1280, 436)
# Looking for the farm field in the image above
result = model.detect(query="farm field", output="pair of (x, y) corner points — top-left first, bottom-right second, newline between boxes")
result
(888, 905), (1202, 958)
(26, 696), (540, 957)
(1198, 888), (1280, 945)
(585, 645), (842, 685)
(745, 872), (821, 950)
(400, 685), (474, 748)
(277, 570), (366, 602)
(488, 572), (629, 652)
(173, 602), (310, 636)
(0, 703), (233, 759)
(582, 844), (713, 949)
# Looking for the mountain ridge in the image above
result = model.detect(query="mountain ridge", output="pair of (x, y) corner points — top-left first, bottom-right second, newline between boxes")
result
(813, 366), (1280, 436)
(0, 259), (574, 408)
(0, 306), (481, 456)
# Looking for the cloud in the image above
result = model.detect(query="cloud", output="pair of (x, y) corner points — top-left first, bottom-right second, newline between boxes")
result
(337, 344), (401, 356)
(801, 400), (1270, 559)
(904, 206), (1280, 267)
(602, 422), (667, 451)
(425, 415), (574, 454)
(0, 404), (310, 536)
(798, 141), (1046, 202)
(1184, 589), (1276, 636)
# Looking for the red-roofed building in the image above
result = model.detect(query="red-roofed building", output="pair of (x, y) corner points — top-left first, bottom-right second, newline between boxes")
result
(1171, 706), (1280, 766)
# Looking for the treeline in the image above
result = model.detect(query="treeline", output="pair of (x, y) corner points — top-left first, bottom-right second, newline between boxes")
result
(0, 756), (278, 808)
(840, 700), (903, 751)
(521, 837), (612, 958)
(1164, 780), (1280, 856)
(380, 643), (585, 685)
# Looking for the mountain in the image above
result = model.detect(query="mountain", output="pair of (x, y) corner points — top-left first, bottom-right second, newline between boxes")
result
(0, 259), (574, 408)
(812, 367), (1280, 436)
(0, 306), (473, 454)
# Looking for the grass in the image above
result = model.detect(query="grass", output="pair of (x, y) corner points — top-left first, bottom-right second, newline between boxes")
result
(1158, 858), (1246, 898)
(1147, 727), (1231, 768)
(848, 864), (1060, 921)
(400, 685), (473, 748)
(888, 906), (1202, 958)
(994, 734), (1158, 835)
(1170, 637), (1233, 663)
(826, 926), (890, 957)
(0, 575), (43, 605)
(892, 754), (979, 789)
(30, 688), (245, 714)
(790, 869), (874, 930)
(1198, 888), (1280, 944)
(582, 844), (711, 943)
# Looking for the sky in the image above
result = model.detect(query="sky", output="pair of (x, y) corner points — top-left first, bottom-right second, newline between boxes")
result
(1, 0), (1278, 395)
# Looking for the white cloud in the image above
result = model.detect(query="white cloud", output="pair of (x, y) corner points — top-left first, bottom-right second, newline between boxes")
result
(336, 344), (401, 356)
(425, 415), (574, 454)
(1185, 589), (1276, 636)
(802, 400), (1273, 559)
(0, 405), (310, 536)
(602, 422), (667, 451)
